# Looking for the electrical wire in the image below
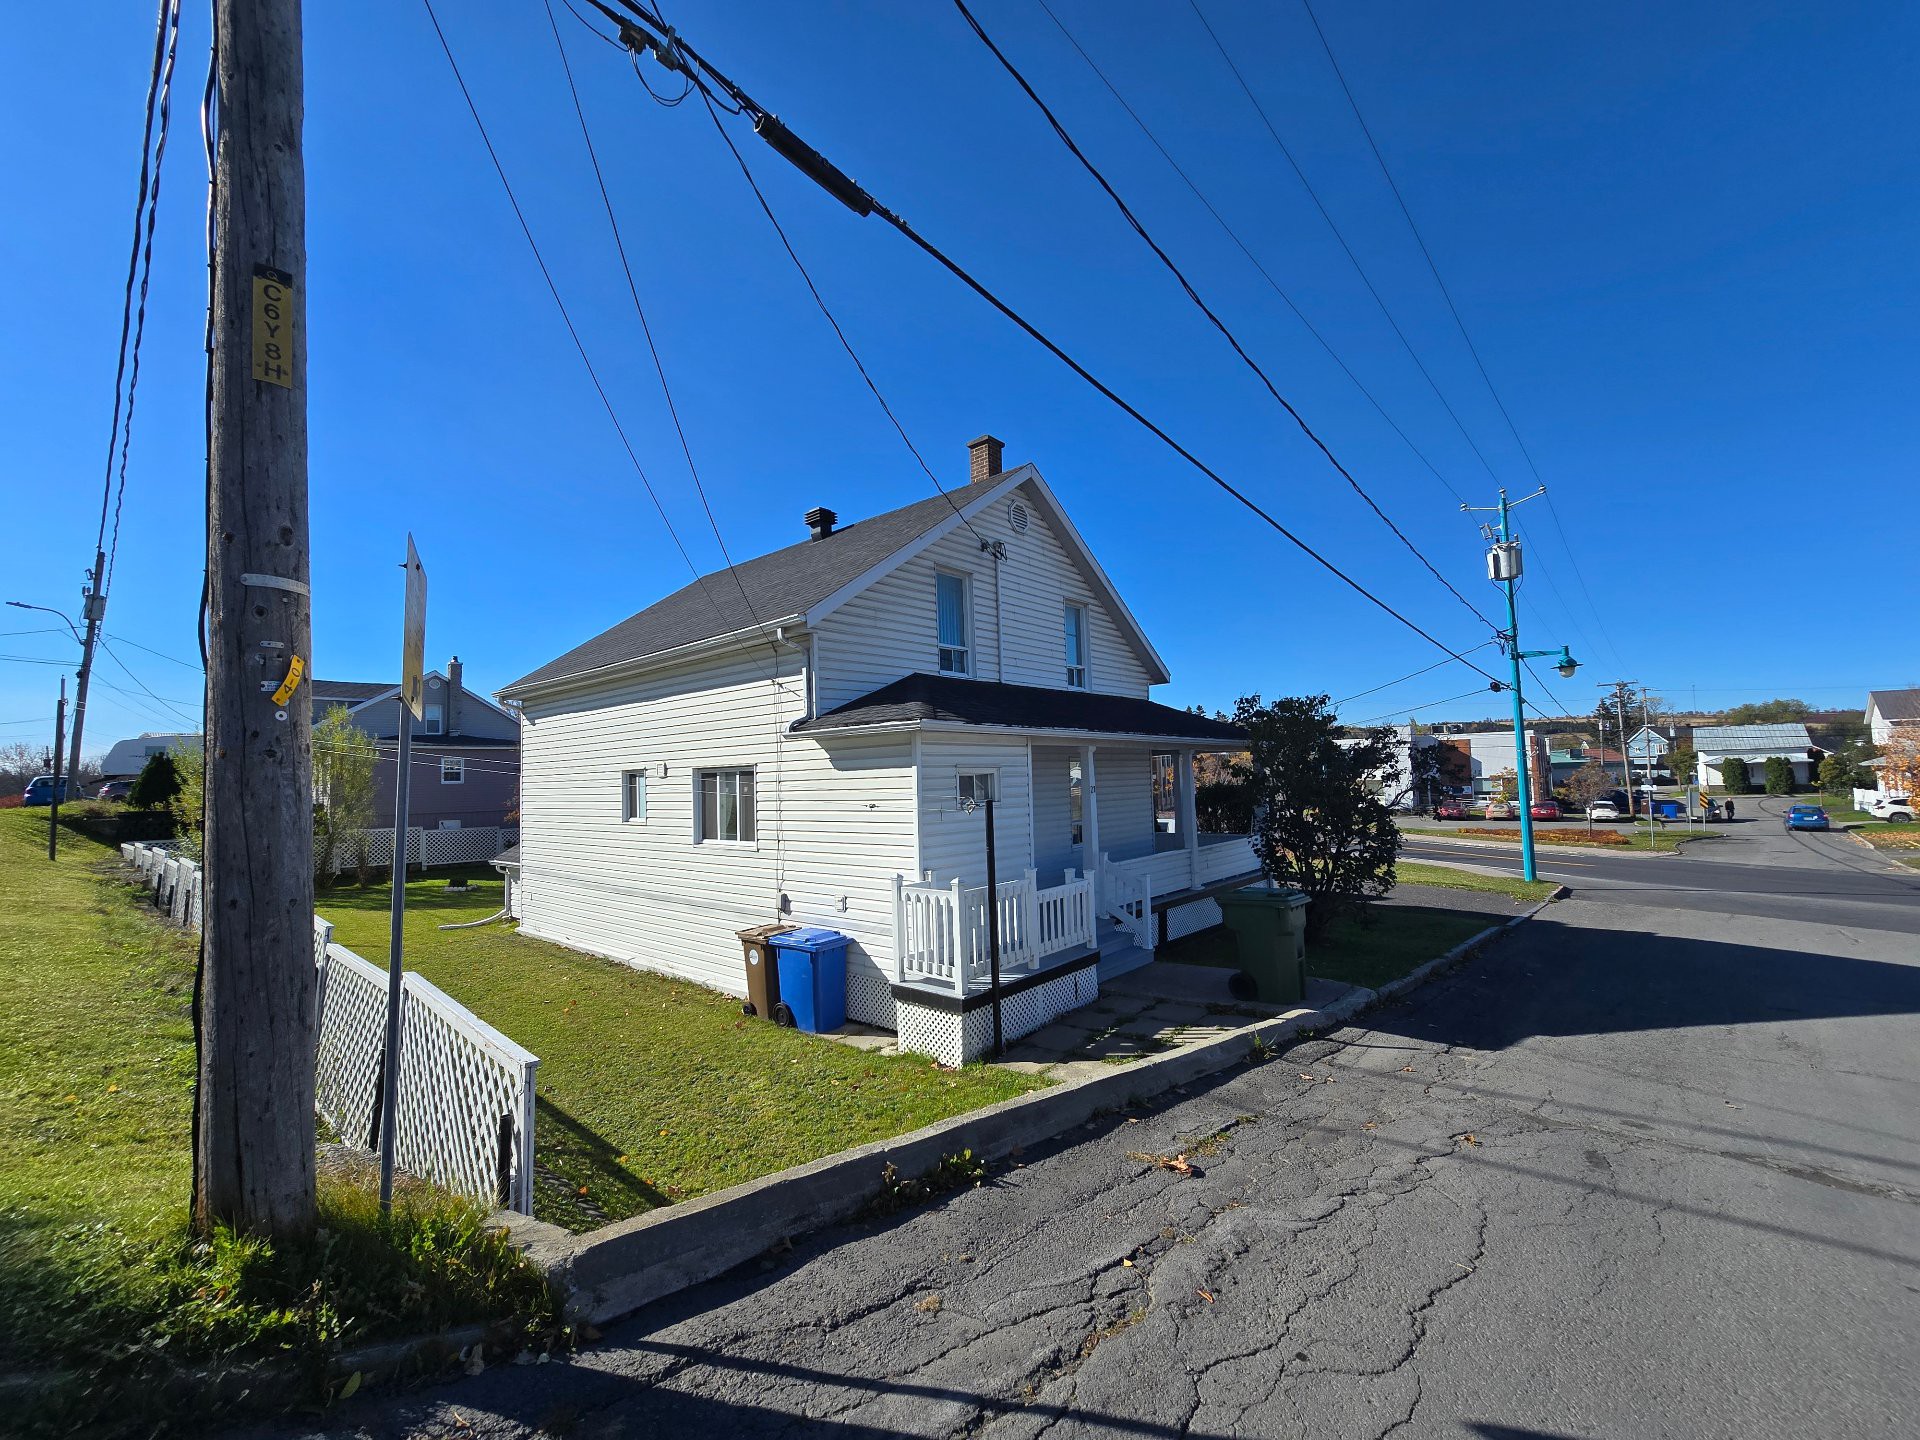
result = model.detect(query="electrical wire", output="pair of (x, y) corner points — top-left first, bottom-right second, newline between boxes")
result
(1352, 685), (1501, 729)
(1295, 0), (1627, 671)
(1035, 0), (1468, 509)
(956, 0), (1496, 634)
(593, 0), (1505, 688)
(101, 0), (184, 598)
(98, 639), (201, 726)
(105, 632), (204, 672)
(1332, 642), (1495, 709)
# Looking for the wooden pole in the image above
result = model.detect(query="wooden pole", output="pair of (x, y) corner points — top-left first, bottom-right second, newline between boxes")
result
(196, 0), (317, 1237)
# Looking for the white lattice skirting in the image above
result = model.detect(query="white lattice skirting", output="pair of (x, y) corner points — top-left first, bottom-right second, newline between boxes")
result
(1164, 895), (1224, 943)
(894, 953), (1100, 1067)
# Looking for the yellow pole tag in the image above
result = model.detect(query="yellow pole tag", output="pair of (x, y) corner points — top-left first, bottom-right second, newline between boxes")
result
(271, 654), (306, 706)
(251, 265), (296, 388)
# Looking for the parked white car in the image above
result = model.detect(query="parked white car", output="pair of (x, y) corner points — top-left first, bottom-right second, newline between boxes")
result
(1865, 796), (1914, 824)
(1587, 798), (1626, 821)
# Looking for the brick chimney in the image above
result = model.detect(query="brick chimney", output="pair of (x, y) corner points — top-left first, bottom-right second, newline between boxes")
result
(967, 434), (1004, 483)
(805, 506), (837, 541)
(446, 655), (463, 735)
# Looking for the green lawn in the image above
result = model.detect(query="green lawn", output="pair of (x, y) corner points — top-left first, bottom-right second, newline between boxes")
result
(0, 812), (554, 1433)
(1395, 861), (1557, 903)
(1400, 824), (1719, 854)
(1158, 902), (1498, 994)
(316, 873), (1042, 1231)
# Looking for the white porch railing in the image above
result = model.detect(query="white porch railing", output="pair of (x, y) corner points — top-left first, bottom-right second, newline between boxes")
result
(1099, 853), (1154, 952)
(894, 869), (1096, 995)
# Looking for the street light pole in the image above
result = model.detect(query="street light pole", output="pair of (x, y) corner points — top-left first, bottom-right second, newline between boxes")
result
(1463, 487), (1579, 885)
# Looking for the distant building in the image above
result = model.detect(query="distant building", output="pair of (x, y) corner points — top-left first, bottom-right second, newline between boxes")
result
(1865, 689), (1920, 746)
(99, 732), (199, 782)
(1430, 728), (1550, 798)
(1691, 723), (1817, 788)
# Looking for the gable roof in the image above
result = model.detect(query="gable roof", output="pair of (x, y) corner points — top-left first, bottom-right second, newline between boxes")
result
(309, 679), (391, 705)
(791, 673), (1246, 745)
(1869, 688), (1920, 723)
(1692, 722), (1814, 754)
(502, 467), (1169, 695)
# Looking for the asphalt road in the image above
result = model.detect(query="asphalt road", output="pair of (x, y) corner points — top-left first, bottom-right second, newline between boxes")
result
(269, 796), (1920, 1439)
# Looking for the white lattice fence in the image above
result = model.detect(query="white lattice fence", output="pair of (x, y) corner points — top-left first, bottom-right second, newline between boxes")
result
(120, 845), (539, 1214)
(419, 826), (506, 868)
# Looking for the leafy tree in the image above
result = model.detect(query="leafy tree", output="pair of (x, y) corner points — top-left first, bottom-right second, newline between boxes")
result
(1818, 752), (1859, 796)
(1763, 755), (1795, 795)
(1406, 740), (1443, 812)
(1878, 728), (1920, 800)
(1667, 745), (1699, 788)
(1233, 693), (1400, 941)
(1492, 767), (1518, 801)
(1721, 698), (1811, 725)
(313, 705), (379, 885)
(1565, 761), (1617, 806)
(1719, 756), (1752, 794)
(167, 738), (205, 859)
(128, 751), (182, 810)
(1194, 779), (1255, 834)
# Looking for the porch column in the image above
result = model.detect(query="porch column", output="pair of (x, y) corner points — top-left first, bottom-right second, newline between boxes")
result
(1180, 749), (1200, 892)
(1080, 743), (1100, 881)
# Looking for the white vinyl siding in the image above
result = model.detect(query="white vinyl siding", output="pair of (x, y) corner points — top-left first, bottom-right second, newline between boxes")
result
(917, 735), (1031, 889)
(815, 480), (1154, 709)
(514, 646), (916, 996)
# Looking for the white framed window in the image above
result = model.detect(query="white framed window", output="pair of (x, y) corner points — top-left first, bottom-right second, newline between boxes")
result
(1069, 756), (1083, 844)
(440, 757), (464, 784)
(423, 702), (444, 736)
(936, 571), (971, 676)
(958, 770), (998, 807)
(697, 768), (756, 843)
(622, 769), (648, 822)
(437, 819), (462, 830)
(1063, 603), (1088, 689)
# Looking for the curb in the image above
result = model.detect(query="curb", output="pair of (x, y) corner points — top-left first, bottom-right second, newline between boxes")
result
(517, 886), (1567, 1327)
(1399, 830), (1707, 857)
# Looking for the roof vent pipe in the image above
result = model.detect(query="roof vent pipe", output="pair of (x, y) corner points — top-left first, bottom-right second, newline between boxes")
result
(805, 506), (837, 540)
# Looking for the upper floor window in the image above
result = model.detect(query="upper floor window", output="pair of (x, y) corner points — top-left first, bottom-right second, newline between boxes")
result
(423, 702), (444, 736)
(697, 768), (756, 844)
(936, 572), (971, 676)
(1064, 603), (1088, 689)
(440, 757), (464, 784)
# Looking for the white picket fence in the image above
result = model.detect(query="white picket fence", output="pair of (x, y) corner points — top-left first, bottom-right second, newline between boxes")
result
(326, 824), (519, 873)
(122, 842), (538, 1213)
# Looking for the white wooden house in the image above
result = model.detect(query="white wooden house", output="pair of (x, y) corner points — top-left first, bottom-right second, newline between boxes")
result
(498, 438), (1258, 1063)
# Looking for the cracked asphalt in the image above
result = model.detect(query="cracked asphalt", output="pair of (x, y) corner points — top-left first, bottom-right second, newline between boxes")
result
(266, 811), (1920, 1439)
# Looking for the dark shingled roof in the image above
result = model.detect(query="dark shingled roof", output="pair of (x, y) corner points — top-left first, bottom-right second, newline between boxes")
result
(792, 673), (1247, 744)
(309, 679), (393, 704)
(492, 844), (520, 868)
(505, 473), (1016, 692)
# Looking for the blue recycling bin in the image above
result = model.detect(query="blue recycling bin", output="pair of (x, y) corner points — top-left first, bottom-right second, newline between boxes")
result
(770, 927), (849, 1033)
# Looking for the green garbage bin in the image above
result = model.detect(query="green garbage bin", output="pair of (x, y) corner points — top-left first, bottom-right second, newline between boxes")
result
(1217, 886), (1310, 1004)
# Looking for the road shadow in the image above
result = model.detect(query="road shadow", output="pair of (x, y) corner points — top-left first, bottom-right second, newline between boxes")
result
(1361, 914), (1920, 1049)
(532, 1094), (674, 1228)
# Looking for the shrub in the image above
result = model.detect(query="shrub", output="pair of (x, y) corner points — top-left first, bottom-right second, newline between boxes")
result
(1719, 757), (1752, 794)
(128, 752), (182, 810)
(1763, 755), (1795, 795)
(1194, 778), (1255, 834)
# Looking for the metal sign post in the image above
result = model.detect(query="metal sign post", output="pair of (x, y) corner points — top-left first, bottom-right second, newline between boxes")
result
(378, 536), (428, 1212)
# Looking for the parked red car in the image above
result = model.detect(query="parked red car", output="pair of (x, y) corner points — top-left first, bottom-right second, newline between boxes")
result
(1529, 799), (1562, 820)
(1433, 799), (1473, 820)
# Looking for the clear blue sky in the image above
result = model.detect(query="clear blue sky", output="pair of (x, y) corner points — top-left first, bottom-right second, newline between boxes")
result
(4, 1), (1915, 757)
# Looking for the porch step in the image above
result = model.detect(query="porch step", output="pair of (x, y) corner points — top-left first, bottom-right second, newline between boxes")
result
(1096, 940), (1155, 983)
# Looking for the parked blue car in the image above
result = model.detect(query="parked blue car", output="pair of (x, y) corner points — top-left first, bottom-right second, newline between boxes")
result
(21, 775), (79, 806)
(1783, 804), (1829, 831)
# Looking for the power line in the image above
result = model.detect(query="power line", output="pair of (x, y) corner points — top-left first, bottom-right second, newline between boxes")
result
(1352, 684), (1501, 729)
(1186, 0), (1507, 486)
(594, 0), (1505, 687)
(1332, 642), (1495, 709)
(1295, 0), (1627, 671)
(541, 0), (779, 653)
(104, 632), (204, 672)
(955, 0), (1495, 634)
(98, 639), (201, 726)
(1034, 0), (1469, 510)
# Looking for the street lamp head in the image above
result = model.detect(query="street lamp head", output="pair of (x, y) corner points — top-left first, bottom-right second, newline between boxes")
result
(1556, 649), (1580, 680)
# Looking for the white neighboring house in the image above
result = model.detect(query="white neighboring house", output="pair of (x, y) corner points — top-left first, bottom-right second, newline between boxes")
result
(499, 438), (1259, 1063)
(1692, 723), (1816, 788)
(1865, 688), (1920, 747)
(100, 731), (200, 783)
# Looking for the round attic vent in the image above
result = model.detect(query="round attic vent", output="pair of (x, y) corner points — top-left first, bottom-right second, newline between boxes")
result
(1007, 500), (1029, 534)
(428, 678), (442, 689)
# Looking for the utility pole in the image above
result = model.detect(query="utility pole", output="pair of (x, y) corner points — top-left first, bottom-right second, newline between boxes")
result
(197, 0), (317, 1238)
(67, 551), (107, 793)
(48, 678), (67, 861)
(1463, 488), (1580, 884)
(1599, 680), (1647, 841)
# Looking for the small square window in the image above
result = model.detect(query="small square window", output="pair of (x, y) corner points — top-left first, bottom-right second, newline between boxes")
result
(958, 770), (997, 807)
(440, 757), (464, 784)
(622, 770), (648, 822)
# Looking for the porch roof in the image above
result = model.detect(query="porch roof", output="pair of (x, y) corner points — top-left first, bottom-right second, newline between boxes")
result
(790, 673), (1247, 746)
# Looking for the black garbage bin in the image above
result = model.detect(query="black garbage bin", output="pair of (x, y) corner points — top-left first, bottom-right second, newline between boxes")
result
(736, 924), (794, 1019)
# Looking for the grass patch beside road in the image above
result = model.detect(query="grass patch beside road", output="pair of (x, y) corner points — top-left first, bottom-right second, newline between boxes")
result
(0, 812), (555, 1436)
(1395, 861), (1556, 903)
(317, 875), (1042, 1231)
(1401, 825), (1717, 853)
(1158, 903), (1496, 994)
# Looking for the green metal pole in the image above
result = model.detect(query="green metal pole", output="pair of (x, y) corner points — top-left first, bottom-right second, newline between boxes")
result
(1499, 492), (1539, 883)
